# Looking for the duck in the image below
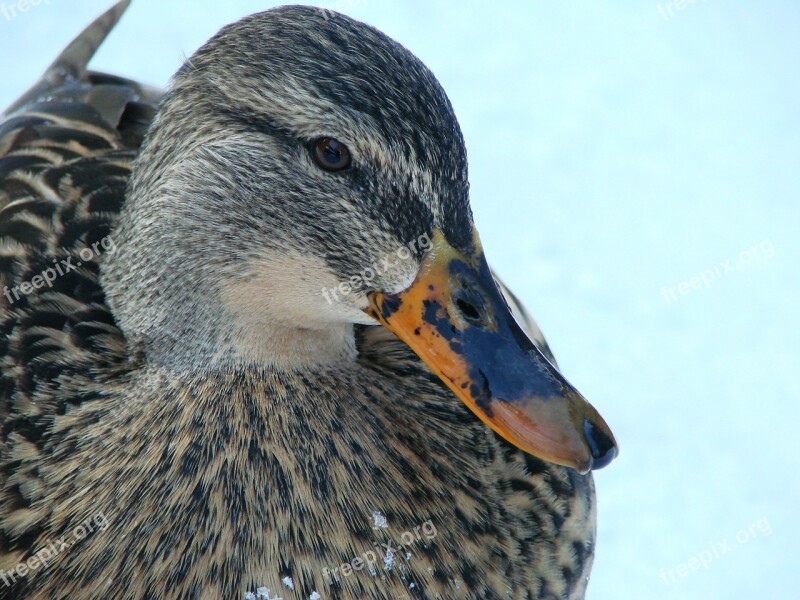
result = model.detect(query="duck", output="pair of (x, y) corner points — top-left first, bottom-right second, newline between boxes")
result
(0, 2), (617, 599)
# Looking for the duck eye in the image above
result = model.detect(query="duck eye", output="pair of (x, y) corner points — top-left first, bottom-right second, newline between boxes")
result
(311, 137), (351, 172)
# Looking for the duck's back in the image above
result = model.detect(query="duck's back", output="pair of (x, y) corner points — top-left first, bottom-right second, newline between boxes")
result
(0, 2), (156, 585)
(0, 1), (157, 375)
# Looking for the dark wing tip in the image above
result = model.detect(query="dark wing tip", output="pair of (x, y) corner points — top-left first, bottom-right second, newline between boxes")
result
(4, 0), (133, 116)
(491, 269), (559, 367)
(44, 0), (132, 80)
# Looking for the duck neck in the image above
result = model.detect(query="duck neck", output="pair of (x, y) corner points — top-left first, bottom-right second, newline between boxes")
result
(101, 195), (363, 371)
(102, 256), (360, 370)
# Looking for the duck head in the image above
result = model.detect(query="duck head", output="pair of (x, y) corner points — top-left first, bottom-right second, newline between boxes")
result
(102, 6), (616, 473)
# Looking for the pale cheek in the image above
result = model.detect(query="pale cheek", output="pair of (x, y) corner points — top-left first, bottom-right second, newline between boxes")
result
(220, 252), (364, 327)
(216, 253), (364, 366)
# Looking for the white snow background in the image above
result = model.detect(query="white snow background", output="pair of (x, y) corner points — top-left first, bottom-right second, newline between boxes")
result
(1, 1), (797, 599)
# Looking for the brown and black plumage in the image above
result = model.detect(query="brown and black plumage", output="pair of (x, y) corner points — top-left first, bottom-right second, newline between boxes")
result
(0, 2), (616, 599)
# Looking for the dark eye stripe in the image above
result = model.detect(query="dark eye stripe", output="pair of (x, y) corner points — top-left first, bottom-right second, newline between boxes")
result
(312, 137), (351, 172)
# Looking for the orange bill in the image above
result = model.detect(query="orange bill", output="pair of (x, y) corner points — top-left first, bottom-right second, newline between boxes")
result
(365, 229), (617, 473)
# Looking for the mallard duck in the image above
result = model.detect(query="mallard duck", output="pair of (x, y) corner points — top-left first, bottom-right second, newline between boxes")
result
(0, 2), (617, 599)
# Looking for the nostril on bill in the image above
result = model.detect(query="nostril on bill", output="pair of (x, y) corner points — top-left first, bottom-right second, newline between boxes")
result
(455, 297), (481, 323)
(583, 419), (617, 470)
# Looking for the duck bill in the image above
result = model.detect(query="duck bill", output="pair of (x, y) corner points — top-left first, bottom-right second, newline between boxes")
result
(365, 229), (617, 474)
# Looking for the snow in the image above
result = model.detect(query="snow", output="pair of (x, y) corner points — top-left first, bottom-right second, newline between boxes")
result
(383, 547), (395, 570)
(244, 587), (279, 600)
(281, 577), (294, 591)
(370, 511), (388, 529)
(2, 2), (796, 599)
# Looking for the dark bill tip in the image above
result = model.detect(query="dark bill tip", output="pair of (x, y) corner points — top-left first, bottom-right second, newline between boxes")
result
(583, 419), (618, 470)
